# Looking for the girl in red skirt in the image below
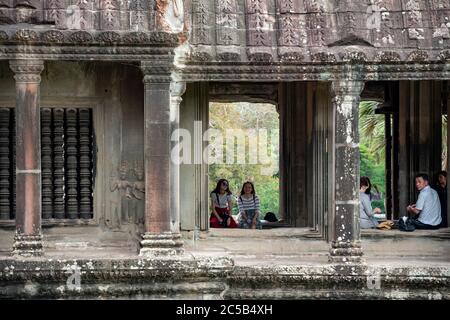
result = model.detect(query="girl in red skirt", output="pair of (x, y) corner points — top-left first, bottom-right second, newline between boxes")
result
(210, 179), (237, 228)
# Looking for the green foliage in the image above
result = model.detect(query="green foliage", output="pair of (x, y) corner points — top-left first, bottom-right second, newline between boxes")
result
(359, 101), (386, 212)
(209, 102), (280, 216)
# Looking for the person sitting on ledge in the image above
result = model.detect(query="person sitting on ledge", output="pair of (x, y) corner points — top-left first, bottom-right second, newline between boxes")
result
(209, 179), (237, 228)
(406, 173), (442, 230)
(237, 181), (262, 229)
(360, 176), (381, 229)
(432, 170), (447, 228)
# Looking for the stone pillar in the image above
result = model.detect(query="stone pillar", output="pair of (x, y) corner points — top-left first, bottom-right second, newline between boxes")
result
(139, 60), (183, 256)
(329, 80), (365, 264)
(9, 60), (44, 257)
(169, 81), (186, 233)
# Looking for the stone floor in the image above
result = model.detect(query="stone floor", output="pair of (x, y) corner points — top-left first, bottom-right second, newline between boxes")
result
(0, 226), (448, 299)
(0, 226), (448, 267)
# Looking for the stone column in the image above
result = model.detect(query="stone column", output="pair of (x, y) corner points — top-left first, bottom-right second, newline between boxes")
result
(139, 60), (183, 256)
(329, 80), (365, 264)
(169, 81), (186, 234)
(9, 60), (44, 257)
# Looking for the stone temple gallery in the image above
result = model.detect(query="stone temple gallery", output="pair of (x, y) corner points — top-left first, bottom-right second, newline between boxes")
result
(0, 0), (448, 299)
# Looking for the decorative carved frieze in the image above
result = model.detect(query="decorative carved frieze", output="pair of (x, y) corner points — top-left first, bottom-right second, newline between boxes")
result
(69, 31), (93, 43)
(122, 31), (149, 44)
(341, 51), (368, 64)
(404, 0), (425, 40)
(216, 51), (240, 62)
(376, 51), (401, 62)
(277, 0), (303, 13)
(278, 50), (304, 63)
(407, 50), (428, 62)
(191, 51), (213, 62)
(438, 50), (450, 61)
(41, 30), (64, 43)
(311, 52), (336, 63)
(129, 0), (150, 31)
(192, 0), (213, 45)
(247, 50), (273, 63)
(0, 31), (8, 41)
(1, 0), (44, 24)
(13, 29), (38, 42)
(305, 3), (325, 47)
(148, 31), (179, 44)
(277, 14), (302, 46)
(246, 0), (274, 47)
(100, 0), (121, 30)
(96, 31), (121, 43)
(44, 0), (66, 28)
(216, 0), (239, 45)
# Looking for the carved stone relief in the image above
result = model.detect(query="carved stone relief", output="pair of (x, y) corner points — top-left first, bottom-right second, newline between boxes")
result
(216, 0), (239, 45)
(110, 160), (145, 224)
(246, 0), (274, 47)
(404, 0), (425, 40)
(191, 0), (213, 45)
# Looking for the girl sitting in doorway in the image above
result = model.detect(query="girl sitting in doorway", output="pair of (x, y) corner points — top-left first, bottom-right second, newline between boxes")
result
(237, 181), (262, 229)
(209, 179), (237, 228)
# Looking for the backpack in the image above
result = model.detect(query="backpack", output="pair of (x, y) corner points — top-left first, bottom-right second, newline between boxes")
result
(264, 212), (278, 222)
(398, 217), (416, 232)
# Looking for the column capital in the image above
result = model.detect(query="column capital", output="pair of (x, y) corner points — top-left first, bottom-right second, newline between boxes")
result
(141, 58), (175, 84)
(170, 81), (186, 98)
(9, 59), (44, 84)
(331, 80), (365, 98)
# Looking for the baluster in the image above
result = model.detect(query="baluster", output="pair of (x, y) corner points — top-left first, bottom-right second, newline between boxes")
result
(65, 108), (79, 219)
(0, 108), (10, 220)
(79, 108), (92, 219)
(53, 108), (65, 219)
(11, 109), (15, 219)
(41, 108), (53, 219)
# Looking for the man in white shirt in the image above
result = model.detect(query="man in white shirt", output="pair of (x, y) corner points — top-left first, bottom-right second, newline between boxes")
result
(406, 173), (442, 229)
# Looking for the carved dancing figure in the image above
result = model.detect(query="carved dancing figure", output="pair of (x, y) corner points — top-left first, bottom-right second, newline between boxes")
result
(131, 161), (145, 200)
(110, 161), (132, 199)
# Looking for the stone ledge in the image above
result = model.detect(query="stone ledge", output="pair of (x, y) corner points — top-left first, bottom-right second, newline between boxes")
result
(0, 257), (448, 299)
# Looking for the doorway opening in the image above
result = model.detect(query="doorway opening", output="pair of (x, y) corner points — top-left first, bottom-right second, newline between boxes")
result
(208, 102), (280, 223)
(359, 100), (387, 219)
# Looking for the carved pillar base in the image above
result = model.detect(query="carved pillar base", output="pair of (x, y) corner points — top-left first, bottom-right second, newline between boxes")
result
(12, 233), (43, 257)
(329, 240), (364, 264)
(139, 232), (184, 257)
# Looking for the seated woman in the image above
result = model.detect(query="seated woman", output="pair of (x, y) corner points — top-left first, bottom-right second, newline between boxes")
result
(237, 181), (262, 229)
(209, 179), (237, 228)
(360, 176), (382, 229)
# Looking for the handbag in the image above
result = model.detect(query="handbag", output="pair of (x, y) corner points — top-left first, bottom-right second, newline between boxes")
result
(398, 217), (416, 232)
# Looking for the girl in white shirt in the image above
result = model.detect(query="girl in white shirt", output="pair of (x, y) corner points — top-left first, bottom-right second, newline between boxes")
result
(237, 181), (262, 229)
